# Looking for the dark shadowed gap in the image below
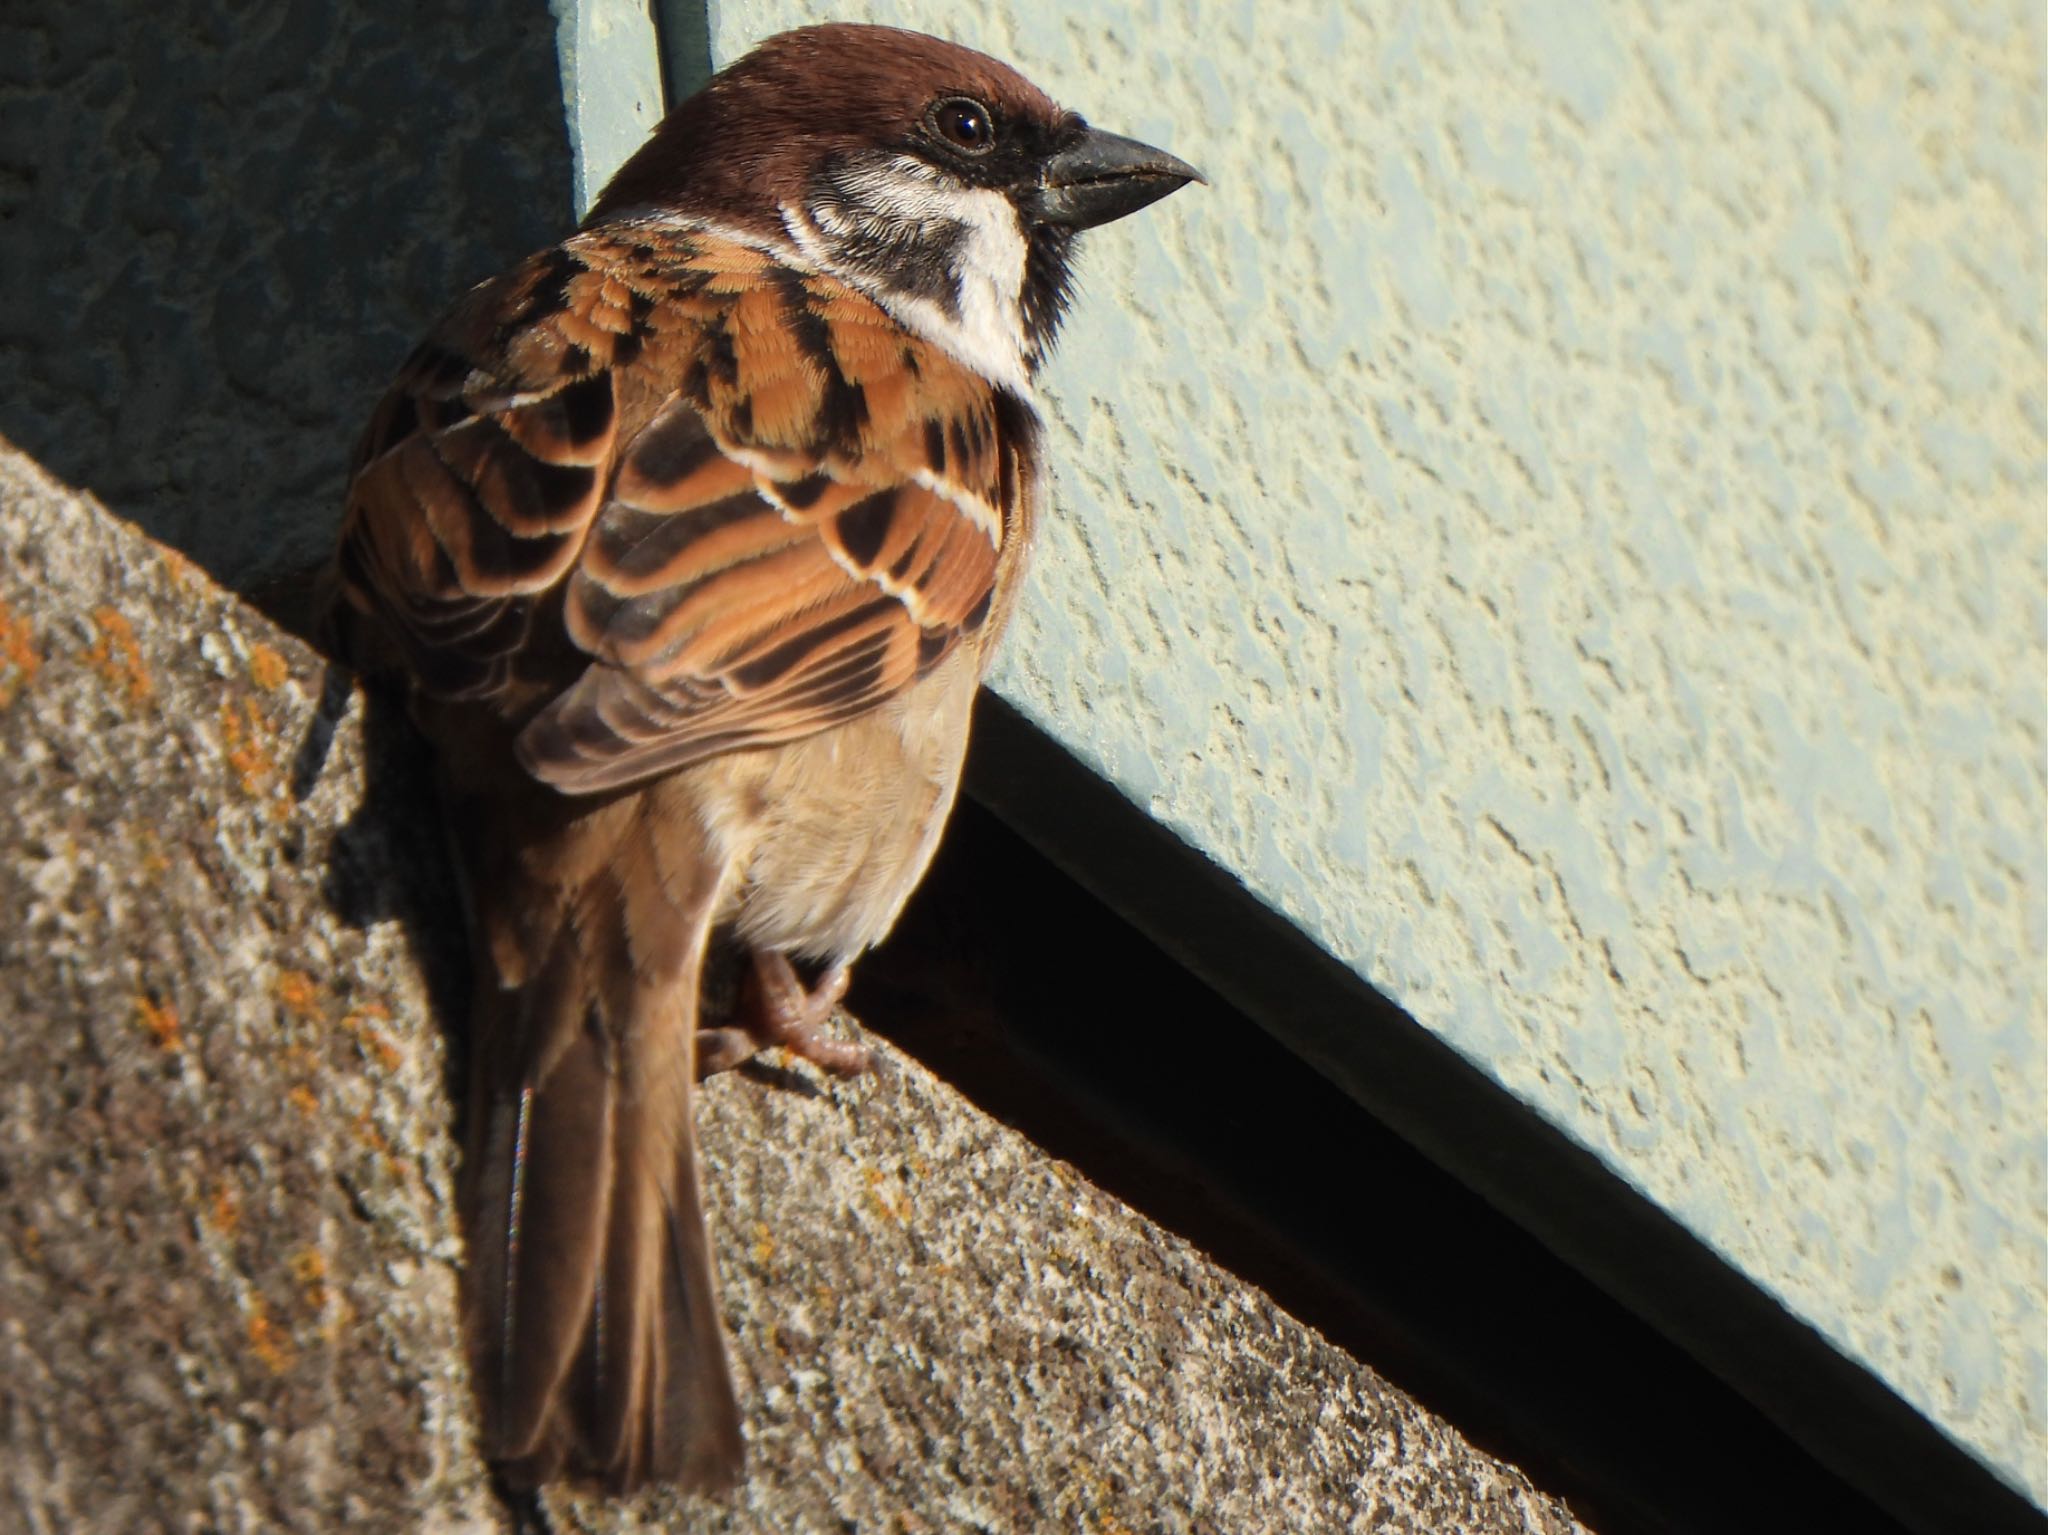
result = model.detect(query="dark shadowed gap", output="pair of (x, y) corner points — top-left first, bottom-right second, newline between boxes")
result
(851, 692), (2045, 1535)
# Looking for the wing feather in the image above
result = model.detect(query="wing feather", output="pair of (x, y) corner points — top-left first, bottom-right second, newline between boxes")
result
(335, 222), (1037, 784)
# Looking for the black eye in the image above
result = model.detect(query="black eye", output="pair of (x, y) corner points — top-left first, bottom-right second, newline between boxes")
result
(929, 97), (996, 154)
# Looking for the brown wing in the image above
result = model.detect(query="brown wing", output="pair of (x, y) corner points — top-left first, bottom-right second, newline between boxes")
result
(333, 224), (1037, 793)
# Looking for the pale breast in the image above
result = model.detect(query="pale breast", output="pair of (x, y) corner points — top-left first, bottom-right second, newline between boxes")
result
(669, 643), (982, 966)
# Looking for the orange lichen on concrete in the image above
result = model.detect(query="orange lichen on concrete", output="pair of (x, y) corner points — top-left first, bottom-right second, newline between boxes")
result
(290, 1247), (353, 1341)
(84, 607), (152, 703)
(244, 1296), (294, 1375)
(342, 1001), (403, 1071)
(1081, 1472), (1141, 1535)
(349, 1108), (419, 1189)
(135, 826), (172, 880)
(863, 1166), (912, 1224)
(218, 696), (288, 817)
(246, 642), (289, 691)
(206, 1179), (242, 1237)
(289, 1248), (329, 1312)
(287, 1085), (319, 1116)
(135, 993), (183, 1051)
(0, 598), (39, 705)
(274, 969), (322, 1019)
(751, 1220), (776, 1264)
(351, 1110), (391, 1157)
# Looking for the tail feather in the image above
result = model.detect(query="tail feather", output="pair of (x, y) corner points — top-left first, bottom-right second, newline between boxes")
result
(454, 791), (744, 1494)
(574, 1072), (740, 1486)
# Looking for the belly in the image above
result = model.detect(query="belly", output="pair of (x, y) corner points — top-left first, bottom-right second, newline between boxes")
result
(673, 646), (980, 966)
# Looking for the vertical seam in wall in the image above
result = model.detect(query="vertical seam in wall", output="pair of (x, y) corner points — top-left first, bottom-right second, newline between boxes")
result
(552, 0), (670, 220)
(651, 0), (716, 106)
(548, 0), (589, 217)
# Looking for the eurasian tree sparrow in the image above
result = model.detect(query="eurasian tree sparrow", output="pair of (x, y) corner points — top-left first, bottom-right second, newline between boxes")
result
(329, 23), (1198, 1493)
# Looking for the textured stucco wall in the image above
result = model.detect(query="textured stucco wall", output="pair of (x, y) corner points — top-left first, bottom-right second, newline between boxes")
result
(706, 0), (2048, 1501)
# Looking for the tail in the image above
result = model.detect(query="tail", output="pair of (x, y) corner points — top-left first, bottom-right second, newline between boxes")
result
(449, 780), (744, 1494)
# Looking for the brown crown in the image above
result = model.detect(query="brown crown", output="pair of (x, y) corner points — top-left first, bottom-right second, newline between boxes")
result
(588, 24), (1068, 229)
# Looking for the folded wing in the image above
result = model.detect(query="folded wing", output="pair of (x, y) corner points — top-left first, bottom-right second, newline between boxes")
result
(335, 224), (1035, 794)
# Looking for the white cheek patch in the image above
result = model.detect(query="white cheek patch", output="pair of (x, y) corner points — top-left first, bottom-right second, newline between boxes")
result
(937, 185), (1032, 392)
(782, 158), (1037, 398)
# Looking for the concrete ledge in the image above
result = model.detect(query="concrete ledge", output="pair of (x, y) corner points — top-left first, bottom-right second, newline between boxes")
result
(0, 438), (1590, 1534)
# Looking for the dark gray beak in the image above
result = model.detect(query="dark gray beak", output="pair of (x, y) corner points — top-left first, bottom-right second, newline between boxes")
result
(1032, 126), (1204, 230)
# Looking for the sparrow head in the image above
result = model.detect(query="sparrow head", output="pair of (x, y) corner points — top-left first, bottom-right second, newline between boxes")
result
(589, 24), (1202, 391)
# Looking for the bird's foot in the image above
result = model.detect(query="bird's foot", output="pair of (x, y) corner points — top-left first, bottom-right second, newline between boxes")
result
(697, 951), (869, 1078)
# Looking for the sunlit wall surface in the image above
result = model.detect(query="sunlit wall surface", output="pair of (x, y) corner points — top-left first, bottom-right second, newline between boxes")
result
(702, 0), (2046, 1499)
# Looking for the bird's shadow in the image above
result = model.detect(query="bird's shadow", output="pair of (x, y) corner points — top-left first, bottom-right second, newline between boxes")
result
(293, 657), (476, 1123)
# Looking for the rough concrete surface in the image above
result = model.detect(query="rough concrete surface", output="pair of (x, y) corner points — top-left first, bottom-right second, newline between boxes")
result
(711, 1), (2048, 1498)
(0, 440), (1593, 1533)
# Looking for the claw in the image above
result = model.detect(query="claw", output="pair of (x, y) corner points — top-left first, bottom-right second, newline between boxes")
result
(696, 951), (869, 1079)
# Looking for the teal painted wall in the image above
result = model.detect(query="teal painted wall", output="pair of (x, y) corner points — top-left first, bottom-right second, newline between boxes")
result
(570, 0), (2047, 1500)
